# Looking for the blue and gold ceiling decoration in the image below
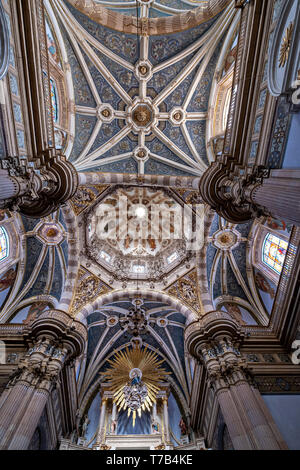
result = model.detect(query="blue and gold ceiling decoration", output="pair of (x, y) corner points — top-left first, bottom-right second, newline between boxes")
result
(2, 210), (69, 323)
(77, 299), (190, 411)
(102, 346), (170, 426)
(46, 0), (236, 176)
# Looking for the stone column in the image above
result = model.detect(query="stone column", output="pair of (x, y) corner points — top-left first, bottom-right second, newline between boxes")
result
(185, 312), (288, 450)
(111, 402), (117, 422)
(0, 310), (86, 450)
(162, 396), (170, 444)
(152, 402), (157, 420)
(246, 171), (300, 226)
(0, 170), (25, 201)
(96, 397), (108, 445)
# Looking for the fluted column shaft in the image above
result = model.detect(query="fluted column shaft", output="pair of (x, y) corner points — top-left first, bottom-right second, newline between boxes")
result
(248, 174), (300, 226)
(204, 341), (287, 449)
(162, 397), (170, 443)
(215, 382), (255, 449)
(0, 339), (68, 450)
(7, 388), (50, 450)
(186, 314), (288, 449)
(0, 170), (27, 201)
(0, 382), (36, 445)
(0, 310), (86, 450)
(96, 398), (107, 444)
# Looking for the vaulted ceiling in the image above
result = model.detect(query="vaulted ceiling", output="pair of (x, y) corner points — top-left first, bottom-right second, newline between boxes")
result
(79, 298), (190, 405)
(47, 0), (236, 176)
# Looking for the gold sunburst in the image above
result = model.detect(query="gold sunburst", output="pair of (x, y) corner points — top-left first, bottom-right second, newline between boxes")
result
(102, 346), (170, 426)
(279, 22), (294, 68)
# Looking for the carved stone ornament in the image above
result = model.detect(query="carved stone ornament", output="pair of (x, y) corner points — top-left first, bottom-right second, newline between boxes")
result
(199, 161), (271, 224)
(0, 149), (78, 218)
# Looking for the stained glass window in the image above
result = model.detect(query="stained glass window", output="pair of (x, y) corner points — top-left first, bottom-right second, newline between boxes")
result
(0, 227), (9, 261)
(50, 78), (59, 123)
(262, 233), (288, 275)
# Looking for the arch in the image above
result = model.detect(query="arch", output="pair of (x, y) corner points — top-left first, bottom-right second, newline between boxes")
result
(197, 207), (218, 313)
(7, 296), (58, 324)
(0, 214), (26, 322)
(58, 204), (80, 313)
(78, 172), (201, 189)
(75, 289), (198, 325)
(45, 0), (76, 158)
(79, 339), (190, 411)
(66, 0), (231, 36)
(206, 10), (240, 163)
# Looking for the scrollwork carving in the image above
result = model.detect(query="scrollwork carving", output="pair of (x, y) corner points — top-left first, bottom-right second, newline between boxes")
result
(0, 150), (78, 218)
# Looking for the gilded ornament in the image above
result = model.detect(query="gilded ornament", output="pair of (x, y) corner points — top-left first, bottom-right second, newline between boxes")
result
(101, 108), (111, 118)
(279, 22), (294, 68)
(133, 105), (152, 126)
(139, 65), (148, 76)
(103, 346), (170, 427)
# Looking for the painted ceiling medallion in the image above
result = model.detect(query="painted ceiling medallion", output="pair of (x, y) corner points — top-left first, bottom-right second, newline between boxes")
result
(157, 317), (168, 328)
(127, 98), (158, 133)
(211, 228), (241, 251)
(134, 60), (153, 81)
(170, 108), (186, 126)
(134, 146), (149, 161)
(35, 221), (65, 246)
(97, 104), (114, 124)
(132, 104), (152, 127)
(279, 22), (294, 68)
(103, 346), (170, 426)
(106, 316), (118, 327)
